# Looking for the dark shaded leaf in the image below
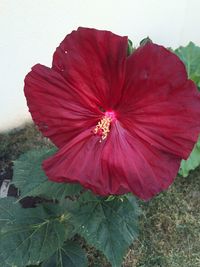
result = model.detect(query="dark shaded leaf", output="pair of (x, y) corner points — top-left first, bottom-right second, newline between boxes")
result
(0, 197), (70, 266)
(69, 192), (140, 267)
(0, 197), (20, 229)
(42, 240), (87, 267)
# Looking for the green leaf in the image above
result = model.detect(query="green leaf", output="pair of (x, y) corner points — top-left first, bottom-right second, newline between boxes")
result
(0, 197), (70, 266)
(12, 149), (82, 200)
(174, 42), (200, 90)
(179, 137), (200, 177)
(140, 36), (152, 46)
(175, 43), (200, 174)
(69, 192), (140, 267)
(127, 39), (135, 55)
(0, 197), (21, 229)
(42, 240), (87, 267)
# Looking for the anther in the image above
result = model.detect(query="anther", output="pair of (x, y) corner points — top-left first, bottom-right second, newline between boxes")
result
(93, 111), (115, 141)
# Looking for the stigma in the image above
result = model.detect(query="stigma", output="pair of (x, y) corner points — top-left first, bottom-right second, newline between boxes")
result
(93, 111), (116, 142)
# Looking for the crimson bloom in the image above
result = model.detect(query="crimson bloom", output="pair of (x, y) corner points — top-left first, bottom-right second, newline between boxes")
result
(24, 27), (200, 200)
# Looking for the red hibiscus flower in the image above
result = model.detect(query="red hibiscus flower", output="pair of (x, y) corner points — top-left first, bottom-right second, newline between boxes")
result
(24, 27), (200, 200)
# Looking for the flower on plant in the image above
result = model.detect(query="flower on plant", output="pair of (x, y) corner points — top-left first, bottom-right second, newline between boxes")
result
(24, 27), (200, 200)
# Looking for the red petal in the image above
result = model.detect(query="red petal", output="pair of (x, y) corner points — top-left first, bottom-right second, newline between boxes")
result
(118, 43), (200, 159)
(43, 121), (180, 200)
(52, 27), (128, 109)
(24, 64), (100, 148)
(43, 127), (128, 196)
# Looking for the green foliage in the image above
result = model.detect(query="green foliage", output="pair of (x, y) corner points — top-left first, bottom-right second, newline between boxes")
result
(42, 240), (87, 267)
(139, 36), (152, 46)
(12, 149), (82, 200)
(179, 137), (200, 177)
(127, 39), (135, 55)
(0, 197), (21, 229)
(0, 197), (70, 267)
(174, 42), (200, 90)
(68, 192), (140, 267)
(175, 42), (200, 176)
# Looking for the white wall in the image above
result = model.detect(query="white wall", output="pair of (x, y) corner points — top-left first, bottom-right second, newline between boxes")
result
(1, 0), (200, 132)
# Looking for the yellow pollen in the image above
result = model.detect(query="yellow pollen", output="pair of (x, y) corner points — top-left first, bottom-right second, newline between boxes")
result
(93, 116), (112, 141)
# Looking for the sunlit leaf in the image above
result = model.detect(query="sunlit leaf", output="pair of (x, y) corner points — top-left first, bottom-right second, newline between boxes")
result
(179, 137), (200, 177)
(174, 42), (200, 90)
